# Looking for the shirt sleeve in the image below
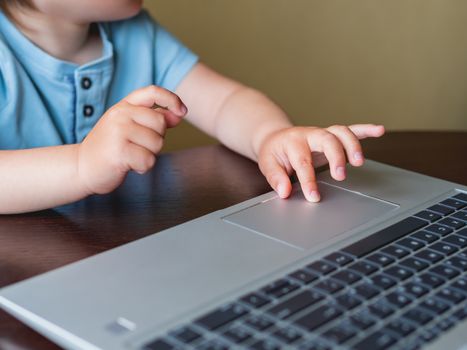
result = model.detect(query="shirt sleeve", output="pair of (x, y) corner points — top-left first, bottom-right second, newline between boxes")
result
(151, 16), (199, 91)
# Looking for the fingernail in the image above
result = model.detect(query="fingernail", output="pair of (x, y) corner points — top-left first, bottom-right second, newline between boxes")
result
(180, 104), (188, 115)
(336, 166), (346, 179)
(277, 183), (286, 198)
(354, 152), (363, 161)
(309, 190), (320, 202)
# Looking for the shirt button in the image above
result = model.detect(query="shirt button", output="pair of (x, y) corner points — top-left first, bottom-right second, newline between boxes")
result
(83, 105), (94, 117)
(81, 77), (92, 90)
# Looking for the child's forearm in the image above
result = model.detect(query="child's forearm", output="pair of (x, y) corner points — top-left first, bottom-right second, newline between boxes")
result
(176, 63), (292, 161)
(212, 86), (293, 161)
(0, 145), (91, 214)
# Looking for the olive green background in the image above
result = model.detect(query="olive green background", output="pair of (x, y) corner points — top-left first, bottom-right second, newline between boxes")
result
(146, 1), (467, 151)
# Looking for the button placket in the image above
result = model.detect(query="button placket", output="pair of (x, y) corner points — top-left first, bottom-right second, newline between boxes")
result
(75, 71), (102, 141)
(75, 66), (112, 142)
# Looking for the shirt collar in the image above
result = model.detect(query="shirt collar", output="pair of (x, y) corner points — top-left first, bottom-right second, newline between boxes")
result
(0, 10), (113, 80)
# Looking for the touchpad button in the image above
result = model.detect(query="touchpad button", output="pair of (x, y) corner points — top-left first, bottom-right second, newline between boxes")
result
(223, 182), (398, 250)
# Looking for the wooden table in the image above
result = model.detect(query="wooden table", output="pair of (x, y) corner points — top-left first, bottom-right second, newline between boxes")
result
(0, 131), (466, 349)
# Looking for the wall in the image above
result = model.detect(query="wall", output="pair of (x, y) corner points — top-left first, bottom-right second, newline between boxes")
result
(145, 0), (467, 151)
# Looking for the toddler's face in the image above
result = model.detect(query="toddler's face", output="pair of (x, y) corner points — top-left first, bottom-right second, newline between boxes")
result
(31, 0), (143, 22)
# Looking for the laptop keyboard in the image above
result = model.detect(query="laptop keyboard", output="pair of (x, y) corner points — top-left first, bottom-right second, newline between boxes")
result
(143, 192), (467, 350)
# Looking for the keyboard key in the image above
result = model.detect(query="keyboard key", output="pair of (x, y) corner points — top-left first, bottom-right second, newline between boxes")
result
(411, 231), (439, 243)
(267, 289), (324, 319)
(400, 282), (429, 298)
(348, 261), (379, 275)
(442, 235), (467, 248)
(425, 224), (453, 236)
(429, 264), (460, 280)
(198, 339), (229, 350)
(369, 299), (395, 319)
(441, 198), (466, 209)
(436, 287), (466, 304)
(240, 293), (271, 308)
(427, 204), (454, 216)
(429, 242), (458, 255)
(438, 217), (465, 230)
(195, 303), (248, 331)
(294, 305), (343, 331)
(371, 274), (397, 289)
(245, 315), (275, 331)
(414, 272), (446, 288)
(222, 326), (252, 344)
(314, 278), (345, 294)
(403, 307), (433, 325)
(384, 265), (414, 281)
(400, 257), (429, 272)
(262, 279), (299, 298)
(351, 309), (377, 330)
(396, 238), (425, 251)
(386, 291), (412, 308)
(450, 276), (467, 292)
(143, 338), (175, 350)
(331, 269), (362, 284)
(335, 292), (362, 310)
(414, 249), (443, 263)
(419, 297), (451, 315)
(343, 216), (427, 258)
(453, 193), (467, 202)
(323, 251), (354, 266)
(288, 269), (319, 284)
(306, 260), (337, 275)
(170, 327), (201, 344)
(453, 305), (467, 320)
(437, 317), (456, 331)
(250, 339), (281, 350)
(458, 228), (467, 238)
(414, 210), (441, 222)
(418, 328), (438, 343)
(451, 211), (467, 222)
(322, 322), (357, 344)
(353, 331), (397, 350)
(386, 318), (416, 336)
(444, 256), (467, 271)
(381, 245), (410, 259)
(353, 283), (380, 299)
(272, 326), (302, 344)
(366, 253), (395, 267)
(299, 340), (331, 350)
(453, 193), (467, 201)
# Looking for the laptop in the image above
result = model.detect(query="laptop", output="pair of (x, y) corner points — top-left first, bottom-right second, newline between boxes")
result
(0, 160), (466, 350)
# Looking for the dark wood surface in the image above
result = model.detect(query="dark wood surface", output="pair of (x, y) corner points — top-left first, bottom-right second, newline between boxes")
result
(0, 131), (466, 349)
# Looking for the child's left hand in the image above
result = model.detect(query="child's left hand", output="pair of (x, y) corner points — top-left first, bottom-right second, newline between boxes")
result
(257, 124), (385, 202)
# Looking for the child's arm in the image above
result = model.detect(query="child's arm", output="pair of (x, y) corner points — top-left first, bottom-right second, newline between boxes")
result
(176, 63), (385, 202)
(0, 86), (186, 214)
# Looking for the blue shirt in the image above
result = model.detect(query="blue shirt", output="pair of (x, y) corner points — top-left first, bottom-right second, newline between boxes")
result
(0, 10), (198, 149)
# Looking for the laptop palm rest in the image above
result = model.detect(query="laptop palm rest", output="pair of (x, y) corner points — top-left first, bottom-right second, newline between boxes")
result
(224, 182), (398, 250)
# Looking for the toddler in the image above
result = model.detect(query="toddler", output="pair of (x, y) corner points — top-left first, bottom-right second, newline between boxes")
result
(0, 0), (385, 214)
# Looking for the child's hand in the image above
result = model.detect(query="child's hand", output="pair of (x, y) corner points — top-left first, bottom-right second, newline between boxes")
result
(257, 124), (385, 202)
(78, 85), (187, 195)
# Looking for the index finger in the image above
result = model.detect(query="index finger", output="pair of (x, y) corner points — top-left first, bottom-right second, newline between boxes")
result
(348, 124), (385, 139)
(123, 85), (187, 117)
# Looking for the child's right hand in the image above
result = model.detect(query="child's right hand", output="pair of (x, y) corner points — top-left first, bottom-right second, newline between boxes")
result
(78, 85), (187, 195)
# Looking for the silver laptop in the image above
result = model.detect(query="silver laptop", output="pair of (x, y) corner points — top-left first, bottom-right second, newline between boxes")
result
(1, 160), (466, 350)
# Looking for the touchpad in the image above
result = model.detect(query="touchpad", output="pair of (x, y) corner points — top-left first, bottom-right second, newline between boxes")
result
(223, 182), (398, 250)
